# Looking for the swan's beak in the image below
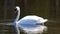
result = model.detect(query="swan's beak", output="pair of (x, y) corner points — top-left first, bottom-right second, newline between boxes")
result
(14, 8), (17, 16)
(14, 8), (17, 13)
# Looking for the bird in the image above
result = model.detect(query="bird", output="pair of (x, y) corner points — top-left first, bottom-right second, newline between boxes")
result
(18, 15), (48, 34)
(13, 6), (20, 34)
(13, 6), (48, 34)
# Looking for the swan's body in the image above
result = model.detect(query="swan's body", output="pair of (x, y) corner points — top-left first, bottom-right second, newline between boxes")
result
(18, 15), (48, 34)
(14, 6), (48, 34)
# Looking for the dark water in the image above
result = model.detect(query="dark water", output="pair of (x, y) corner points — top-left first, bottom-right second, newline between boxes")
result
(0, 23), (16, 34)
(0, 0), (60, 34)
(0, 21), (60, 34)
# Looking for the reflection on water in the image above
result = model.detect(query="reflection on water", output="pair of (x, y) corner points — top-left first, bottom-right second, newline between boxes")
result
(0, 23), (16, 34)
(0, 0), (60, 34)
(0, 21), (60, 34)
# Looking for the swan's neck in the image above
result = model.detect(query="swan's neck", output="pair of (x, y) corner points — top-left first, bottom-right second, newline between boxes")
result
(15, 8), (20, 34)
(15, 9), (20, 22)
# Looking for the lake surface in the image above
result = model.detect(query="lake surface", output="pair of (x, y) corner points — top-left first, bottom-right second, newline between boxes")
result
(0, 21), (60, 34)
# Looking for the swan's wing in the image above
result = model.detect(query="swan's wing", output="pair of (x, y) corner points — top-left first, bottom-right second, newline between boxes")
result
(18, 19), (38, 29)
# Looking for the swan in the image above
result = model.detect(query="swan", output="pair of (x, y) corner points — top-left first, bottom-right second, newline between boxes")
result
(13, 6), (20, 34)
(13, 6), (48, 34)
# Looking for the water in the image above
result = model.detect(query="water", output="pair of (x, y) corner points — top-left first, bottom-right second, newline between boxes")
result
(0, 20), (60, 34)
(0, 22), (16, 34)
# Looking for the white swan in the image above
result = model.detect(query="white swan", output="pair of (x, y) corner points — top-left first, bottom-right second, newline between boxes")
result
(13, 6), (20, 34)
(13, 6), (48, 34)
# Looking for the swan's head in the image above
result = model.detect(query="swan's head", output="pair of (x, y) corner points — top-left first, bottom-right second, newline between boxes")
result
(14, 6), (20, 15)
(14, 6), (20, 13)
(16, 6), (20, 11)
